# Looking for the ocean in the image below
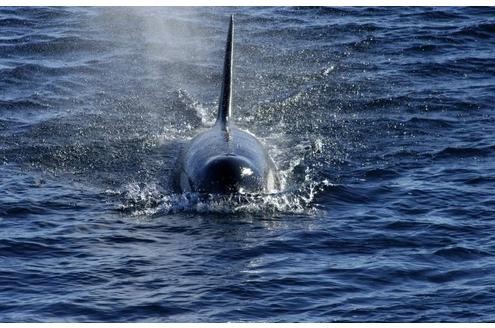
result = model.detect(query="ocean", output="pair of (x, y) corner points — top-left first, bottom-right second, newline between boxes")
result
(0, 6), (494, 322)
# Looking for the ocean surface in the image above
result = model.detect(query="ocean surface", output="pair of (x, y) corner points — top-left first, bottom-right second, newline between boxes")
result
(1, 6), (494, 322)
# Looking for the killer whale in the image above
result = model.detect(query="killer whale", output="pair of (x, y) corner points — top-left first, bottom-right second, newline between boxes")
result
(175, 15), (280, 194)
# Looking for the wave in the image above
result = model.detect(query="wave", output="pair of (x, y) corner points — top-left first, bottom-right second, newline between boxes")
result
(402, 57), (495, 76)
(0, 17), (37, 27)
(405, 117), (456, 128)
(2, 62), (96, 75)
(399, 8), (468, 20)
(355, 168), (400, 180)
(453, 22), (495, 39)
(0, 238), (73, 258)
(0, 36), (112, 56)
(402, 43), (445, 54)
(434, 145), (495, 159)
(464, 176), (495, 185)
(0, 98), (52, 110)
(433, 246), (492, 261)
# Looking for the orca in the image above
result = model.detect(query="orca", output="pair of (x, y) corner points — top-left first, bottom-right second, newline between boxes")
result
(175, 15), (280, 194)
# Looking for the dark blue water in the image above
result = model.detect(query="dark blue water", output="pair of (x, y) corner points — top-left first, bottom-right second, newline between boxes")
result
(1, 6), (494, 322)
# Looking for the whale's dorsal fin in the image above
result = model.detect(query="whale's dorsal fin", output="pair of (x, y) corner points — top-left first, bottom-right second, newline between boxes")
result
(216, 15), (234, 130)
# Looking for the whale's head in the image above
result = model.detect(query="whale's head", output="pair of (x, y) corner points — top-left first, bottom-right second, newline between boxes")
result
(196, 154), (264, 194)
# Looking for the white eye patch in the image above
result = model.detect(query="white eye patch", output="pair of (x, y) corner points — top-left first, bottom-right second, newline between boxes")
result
(241, 167), (253, 177)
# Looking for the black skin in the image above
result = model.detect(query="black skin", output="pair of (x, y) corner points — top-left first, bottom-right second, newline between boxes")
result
(174, 124), (280, 194)
(173, 15), (280, 194)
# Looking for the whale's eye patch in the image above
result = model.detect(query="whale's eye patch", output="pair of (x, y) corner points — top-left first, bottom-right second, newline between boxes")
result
(241, 167), (253, 177)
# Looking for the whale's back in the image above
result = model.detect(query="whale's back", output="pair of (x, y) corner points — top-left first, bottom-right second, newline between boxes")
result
(174, 15), (279, 194)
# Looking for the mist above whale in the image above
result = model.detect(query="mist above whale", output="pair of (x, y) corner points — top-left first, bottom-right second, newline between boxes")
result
(174, 15), (280, 194)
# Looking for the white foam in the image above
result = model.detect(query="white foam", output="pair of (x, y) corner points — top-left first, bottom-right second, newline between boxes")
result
(116, 175), (332, 217)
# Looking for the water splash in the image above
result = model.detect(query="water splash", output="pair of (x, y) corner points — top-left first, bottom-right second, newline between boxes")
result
(115, 176), (331, 216)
